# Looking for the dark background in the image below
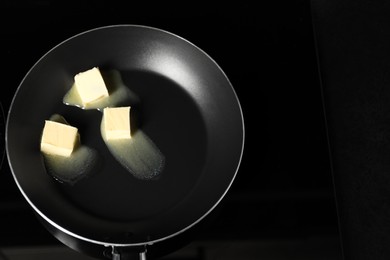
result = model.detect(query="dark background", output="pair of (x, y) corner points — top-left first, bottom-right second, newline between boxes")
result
(0, 0), (342, 259)
(312, 0), (390, 259)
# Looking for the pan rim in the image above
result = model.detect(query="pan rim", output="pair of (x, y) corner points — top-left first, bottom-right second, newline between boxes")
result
(0, 103), (4, 170)
(5, 23), (245, 247)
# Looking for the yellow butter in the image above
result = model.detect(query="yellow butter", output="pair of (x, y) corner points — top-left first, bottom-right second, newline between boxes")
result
(102, 106), (131, 140)
(74, 67), (109, 105)
(40, 120), (79, 157)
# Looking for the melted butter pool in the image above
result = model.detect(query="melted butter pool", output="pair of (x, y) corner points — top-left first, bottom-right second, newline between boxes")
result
(42, 114), (100, 185)
(101, 119), (165, 180)
(43, 146), (99, 185)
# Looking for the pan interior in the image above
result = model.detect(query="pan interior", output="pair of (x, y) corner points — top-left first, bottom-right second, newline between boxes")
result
(55, 70), (208, 222)
(6, 25), (243, 244)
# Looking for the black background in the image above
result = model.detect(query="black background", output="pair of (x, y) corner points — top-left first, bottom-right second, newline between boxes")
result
(312, 0), (390, 259)
(0, 0), (341, 259)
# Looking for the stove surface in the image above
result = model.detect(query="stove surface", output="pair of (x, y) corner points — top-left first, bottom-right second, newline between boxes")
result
(1, 0), (342, 259)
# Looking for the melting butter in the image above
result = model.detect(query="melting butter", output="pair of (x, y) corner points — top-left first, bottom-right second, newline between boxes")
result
(63, 69), (139, 111)
(101, 118), (165, 180)
(62, 69), (164, 180)
(42, 114), (99, 185)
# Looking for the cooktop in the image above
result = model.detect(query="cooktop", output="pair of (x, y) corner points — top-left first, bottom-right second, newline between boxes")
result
(0, 0), (342, 259)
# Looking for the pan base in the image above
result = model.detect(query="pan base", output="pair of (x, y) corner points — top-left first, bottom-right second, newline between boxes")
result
(54, 70), (208, 223)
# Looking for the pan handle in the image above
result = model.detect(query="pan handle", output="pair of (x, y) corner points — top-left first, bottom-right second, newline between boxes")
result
(105, 246), (147, 260)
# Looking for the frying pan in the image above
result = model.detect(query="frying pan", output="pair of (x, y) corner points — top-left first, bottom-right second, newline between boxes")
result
(5, 24), (244, 259)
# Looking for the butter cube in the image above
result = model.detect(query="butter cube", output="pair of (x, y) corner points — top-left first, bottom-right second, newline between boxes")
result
(103, 106), (131, 140)
(40, 120), (79, 157)
(74, 67), (109, 105)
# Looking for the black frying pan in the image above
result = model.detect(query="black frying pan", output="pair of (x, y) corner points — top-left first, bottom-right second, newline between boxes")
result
(5, 25), (244, 259)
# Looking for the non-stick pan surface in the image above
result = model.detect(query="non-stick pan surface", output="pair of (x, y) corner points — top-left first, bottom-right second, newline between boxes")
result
(6, 25), (244, 246)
